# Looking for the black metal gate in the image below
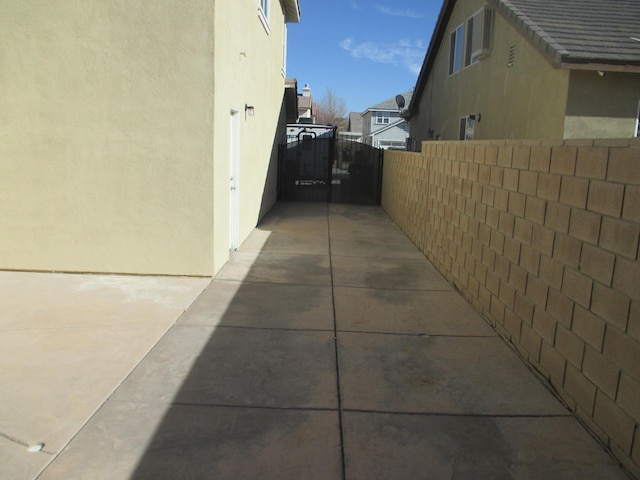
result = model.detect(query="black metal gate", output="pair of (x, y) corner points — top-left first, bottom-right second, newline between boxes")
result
(278, 137), (383, 205)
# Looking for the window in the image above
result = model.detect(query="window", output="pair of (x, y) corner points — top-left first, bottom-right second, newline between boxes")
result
(464, 17), (476, 68)
(458, 117), (466, 140)
(258, 0), (270, 33)
(459, 116), (475, 140)
(449, 24), (464, 75)
(456, 8), (494, 71)
(469, 8), (493, 61)
(376, 112), (390, 125)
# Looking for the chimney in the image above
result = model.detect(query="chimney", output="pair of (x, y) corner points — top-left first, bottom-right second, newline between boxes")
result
(302, 84), (311, 97)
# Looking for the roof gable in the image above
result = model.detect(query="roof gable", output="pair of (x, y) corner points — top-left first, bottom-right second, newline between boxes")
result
(364, 90), (414, 113)
(408, 0), (640, 117)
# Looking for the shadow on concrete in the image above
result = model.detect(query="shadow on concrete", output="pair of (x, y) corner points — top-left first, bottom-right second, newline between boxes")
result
(128, 203), (341, 479)
(38, 203), (631, 480)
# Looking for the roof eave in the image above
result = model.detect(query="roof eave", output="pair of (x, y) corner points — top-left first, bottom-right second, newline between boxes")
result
(282, 0), (301, 23)
(407, 0), (457, 116)
(491, 0), (640, 72)
(401, 106), (418, 121)
(560, 61), (640, 73)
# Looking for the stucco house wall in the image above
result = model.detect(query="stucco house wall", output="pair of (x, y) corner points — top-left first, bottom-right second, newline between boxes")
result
(211, 0), (293, 274)
(0, 0), (295, 276)
(410, 0), (569, 143)
(564, 70), (640, 139)
(408, 0), (640, 143)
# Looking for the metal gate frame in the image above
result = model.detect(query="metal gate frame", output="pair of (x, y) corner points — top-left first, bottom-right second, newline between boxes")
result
(278, 136), (383, 205)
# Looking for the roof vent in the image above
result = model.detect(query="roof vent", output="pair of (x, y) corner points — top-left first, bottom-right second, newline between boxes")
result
(508, 45), (516, 68)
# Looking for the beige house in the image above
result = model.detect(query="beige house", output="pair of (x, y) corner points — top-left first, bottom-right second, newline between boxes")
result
(405, 0), (640, 145)
(297, 84), (315, 122)
(0, 0), (300, 276)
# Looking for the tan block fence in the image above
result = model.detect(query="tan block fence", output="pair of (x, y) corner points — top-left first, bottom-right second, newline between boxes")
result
(382, 138), (640, 477)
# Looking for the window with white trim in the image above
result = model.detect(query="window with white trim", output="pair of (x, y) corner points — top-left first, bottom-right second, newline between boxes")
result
(459, 116), (475, 140)
(375, 112), (390, 125)
(258, 0), (270, 33)
(464, 17), (477, 68)
(449, 24), (464, 75)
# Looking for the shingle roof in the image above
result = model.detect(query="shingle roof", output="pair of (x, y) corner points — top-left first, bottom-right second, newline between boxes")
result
(492, 0), (640, 67)
(364, 90), (413, 113)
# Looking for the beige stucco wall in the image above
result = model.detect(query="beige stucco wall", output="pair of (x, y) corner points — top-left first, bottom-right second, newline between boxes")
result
(0, 0), (289, 276)
(411, 1), (569, 142)
(0, 1), (215, 275)
(211, 0), (288, 273)
(564, 70), (640, 139)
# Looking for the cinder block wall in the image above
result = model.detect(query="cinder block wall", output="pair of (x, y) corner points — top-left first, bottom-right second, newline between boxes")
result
(382, 139), (640, 476)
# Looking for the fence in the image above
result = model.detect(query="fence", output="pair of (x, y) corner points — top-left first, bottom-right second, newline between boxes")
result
(382, 138), (640, 477)
(278, 137), (383, 205)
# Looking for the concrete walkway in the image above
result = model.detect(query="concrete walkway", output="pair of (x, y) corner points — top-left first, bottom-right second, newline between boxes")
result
(3, 203), (631, 479)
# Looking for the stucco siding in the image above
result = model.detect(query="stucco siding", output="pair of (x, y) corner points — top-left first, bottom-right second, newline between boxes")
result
(564, 70), (640, 139)
(211, 0), (288, 273)
(412, 0), (569, 142)
(0, 1), (216, 275)
(0, 0), (290, 276)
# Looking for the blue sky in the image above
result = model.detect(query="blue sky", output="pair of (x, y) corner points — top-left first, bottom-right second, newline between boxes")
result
(287, 0), (443, 113)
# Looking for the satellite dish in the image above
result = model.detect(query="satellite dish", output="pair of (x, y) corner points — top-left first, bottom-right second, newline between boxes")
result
(395, 95), (406, 109)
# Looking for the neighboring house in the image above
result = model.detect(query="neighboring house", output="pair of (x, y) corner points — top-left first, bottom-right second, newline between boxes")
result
(0, 0), (301, 276)
(362, 91), (413, 149)
(404, 0), (640, 145)
(298, 84), (315, 122)
(338, 112), (364, 142)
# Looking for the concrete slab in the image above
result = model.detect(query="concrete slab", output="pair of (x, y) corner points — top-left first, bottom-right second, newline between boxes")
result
(343, 412), (628, 479)
(329, 203), (394, 221)
(111, 326), (338, 409)
(332, 256), (452, 290)
(241, 229), (329, 255)
(39, 402), (342, 480)
(0, 272), (209, 480)
(178, 280), (334, 330)
(329, 206), (408, 239)
(330, 235), (425, 259)
(257, 203), (329, 235)
(215, 252), (331, 286)
(7, 202), (630, 479)
(338, 332), (568, 415)
(334, 287), (496, 336)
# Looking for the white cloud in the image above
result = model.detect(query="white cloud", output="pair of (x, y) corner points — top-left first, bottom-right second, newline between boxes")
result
(375, 5), (423, 18)
(339, 37), (425, 75)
